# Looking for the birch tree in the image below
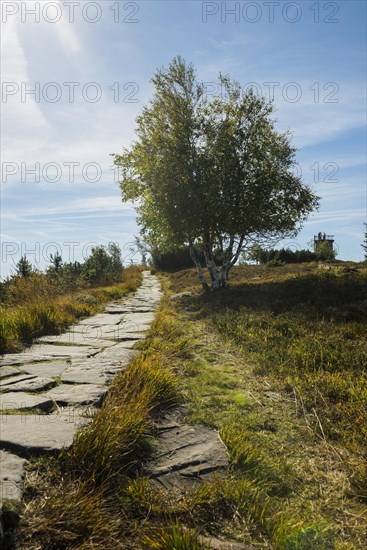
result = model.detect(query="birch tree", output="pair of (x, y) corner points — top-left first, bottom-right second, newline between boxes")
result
(113, 57), (318, 290)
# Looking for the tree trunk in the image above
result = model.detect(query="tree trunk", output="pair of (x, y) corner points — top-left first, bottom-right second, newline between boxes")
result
(220, 236), (235, 288)
(204, 243), (220, 290)
(189, 243), (209, 291)
(228, 234), (245, 271)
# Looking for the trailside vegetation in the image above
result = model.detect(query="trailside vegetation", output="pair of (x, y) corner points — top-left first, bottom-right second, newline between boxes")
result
(0, 244), (142, 354)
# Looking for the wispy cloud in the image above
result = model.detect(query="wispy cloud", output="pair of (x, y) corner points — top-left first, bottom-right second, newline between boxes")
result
(54, 0), (81, 54)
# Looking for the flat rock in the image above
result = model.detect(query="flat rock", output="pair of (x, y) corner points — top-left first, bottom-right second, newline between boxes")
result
(107, 331), (146, 341)
(0, 367), (21, 381)
(0, 411), (89, 457)
(1, 392), (53, 412)
(145, 407), (229, 490)
(46, 384), (107, 406)
(196, 534), (252, 550)
(71, 324), (146, 341)
(61, 350), (136, 384)
(61, 364), (109, 385)
(119, 314), (155, 333)
(0, 345), (100, 366)
(0, 376), (56, 393)
(76, 314), (122, 326)
(106, 339), (139, 349)
(21, 361), (69, 378)
(0, 451), (26, 503)
(37, 332), (117, 348)
(0, 374), (36, 389)
(97, 346), (138, 363)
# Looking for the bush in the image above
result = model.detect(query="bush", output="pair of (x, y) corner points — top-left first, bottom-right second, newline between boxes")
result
(266, 258), (285, 267)
(245, 247), (318, 265)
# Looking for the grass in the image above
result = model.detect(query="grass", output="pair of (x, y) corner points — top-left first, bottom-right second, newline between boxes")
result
(166, 263), (367, 547)
(15, 262), (367, 549)
(16, 303), (186, 549)
(0, 266), (143, 355)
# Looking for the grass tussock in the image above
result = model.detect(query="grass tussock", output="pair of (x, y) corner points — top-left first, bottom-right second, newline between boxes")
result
(0, 266), (142, 355)
(69, 350), (180, 483)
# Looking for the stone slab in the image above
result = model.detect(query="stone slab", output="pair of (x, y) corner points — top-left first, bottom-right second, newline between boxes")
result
(0, 376), (56, 393)
(145, 407), (229, 491)
(61, 364), (109, 385)
(104, 332), (146, 341)
(0, 367), (21, 381)
(1, 392), (54, 412)
(96, 346), (138, 363)
(37, 333), (118, 348)
(0, 374), (36, 389)
(0, 345), (101, 366)
(0, 411), (89, 457)
(71, 324), (146, 340)
(60, 349), (136, 384)
(109, 307), (154, 314)
(102, 339), (138, 349)
(196, 534), (252, 550)
(0, 451), (26, 503)
(76, 314), (122, 326)
(21, 361), (69, 378)
(121, 312), (156, 325)
(46, 384), (107, 406)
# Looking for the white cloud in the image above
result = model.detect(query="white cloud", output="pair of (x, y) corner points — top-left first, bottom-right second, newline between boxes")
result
(54, 0), (81, 54)
(1, 16), (48, 130)
(305, 208), (366, 225)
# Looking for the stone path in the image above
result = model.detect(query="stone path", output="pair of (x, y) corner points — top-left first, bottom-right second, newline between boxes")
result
(0, 271), (237, 548)
(0, 272), (162, 532)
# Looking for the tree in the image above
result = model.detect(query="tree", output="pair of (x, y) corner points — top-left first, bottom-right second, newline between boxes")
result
(315, 241), (336, 262)
(81, 244), (123, 284)
(362, 223), (367, 261)
(113, 57), (318, 290)
(242, 244), (267, 265)
(82, 246), (112, 284)
(47, 252), (63, 275)
(107, 242), (123, 277)
(15, 256), (33, 277)
(134, 237), (149, 266)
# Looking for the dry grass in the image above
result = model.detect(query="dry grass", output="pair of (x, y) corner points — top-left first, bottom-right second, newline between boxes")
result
(0, 266), (143, 354)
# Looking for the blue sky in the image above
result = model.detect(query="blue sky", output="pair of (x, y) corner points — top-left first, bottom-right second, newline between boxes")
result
(1, 0), (366, 277)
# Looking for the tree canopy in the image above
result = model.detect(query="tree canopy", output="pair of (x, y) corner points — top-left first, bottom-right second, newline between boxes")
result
(113, 57), (319, 289)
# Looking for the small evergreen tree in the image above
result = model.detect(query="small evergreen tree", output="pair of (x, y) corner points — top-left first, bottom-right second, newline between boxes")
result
(15, 256), (33, 277)
(82, 246), (112, 284)
(107, 242), (123, 277)
(48, 252), (63, 274)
